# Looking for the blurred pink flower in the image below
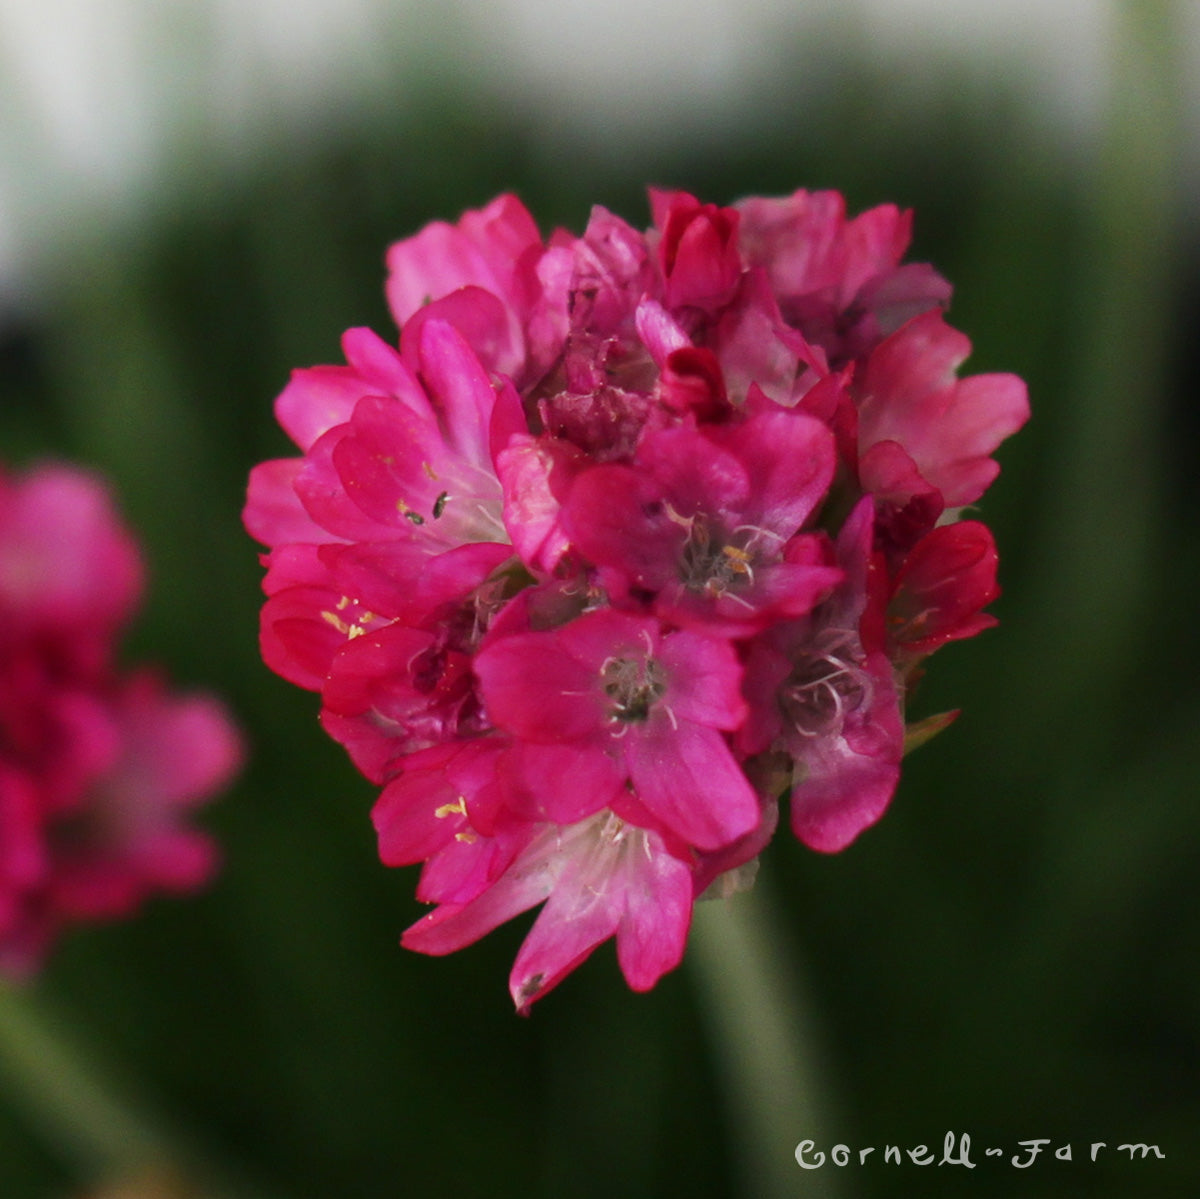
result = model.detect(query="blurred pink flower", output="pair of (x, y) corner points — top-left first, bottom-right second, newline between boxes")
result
(0, 462), (242, 977)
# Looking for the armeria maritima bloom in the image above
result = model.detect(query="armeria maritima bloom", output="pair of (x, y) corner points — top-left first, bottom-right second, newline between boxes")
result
(1, 461), (243, 976)
(245, 187), (1028, 1011)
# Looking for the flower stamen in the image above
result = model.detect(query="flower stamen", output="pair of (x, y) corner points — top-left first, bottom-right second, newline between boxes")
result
(601, 655), (667, 724)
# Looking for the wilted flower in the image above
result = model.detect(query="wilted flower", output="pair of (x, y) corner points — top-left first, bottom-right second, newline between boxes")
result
(0, 462), (242, 976)
(245, 187), (1027, 1010)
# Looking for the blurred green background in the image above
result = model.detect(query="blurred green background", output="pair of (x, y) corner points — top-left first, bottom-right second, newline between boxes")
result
(1, 3), (1197, 1196)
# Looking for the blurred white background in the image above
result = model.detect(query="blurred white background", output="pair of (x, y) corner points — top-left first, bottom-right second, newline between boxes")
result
(0, 0), (1194, 313)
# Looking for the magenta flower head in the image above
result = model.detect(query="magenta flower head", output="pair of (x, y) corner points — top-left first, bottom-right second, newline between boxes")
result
(244, 187), (1028, 1011)
(0, 461), (243, 977)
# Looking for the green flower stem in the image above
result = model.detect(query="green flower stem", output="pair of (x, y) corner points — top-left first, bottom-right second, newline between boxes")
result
(0, 981), (172, 1179)
(0, 983), (272, 1198)
(689, 885), (845, 1199)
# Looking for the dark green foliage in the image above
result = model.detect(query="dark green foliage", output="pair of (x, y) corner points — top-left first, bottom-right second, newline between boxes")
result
(2, 54), (1197, 1199)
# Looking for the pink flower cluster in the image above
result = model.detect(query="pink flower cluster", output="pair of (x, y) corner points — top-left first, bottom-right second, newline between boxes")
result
(245, 188), (1028, 1010)
(0, 462), (243, 977)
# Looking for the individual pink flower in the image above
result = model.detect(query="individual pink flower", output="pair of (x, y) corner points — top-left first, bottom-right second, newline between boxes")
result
(245, 318), (526, 699)
(246, 185), (1027, 1009)
(886, 520), (1001, 660)
(34, 671), (241, 925)
(735, 187), (953, 364)
(401, 808), (694, 1013)
(563, 405), (842, 635)
(316, 541), (515, 781)
(1, 461), (242, 977)
(475, 607), (758, 850)
(855, 309), (1030, 539)
(740, 498), (903, 852)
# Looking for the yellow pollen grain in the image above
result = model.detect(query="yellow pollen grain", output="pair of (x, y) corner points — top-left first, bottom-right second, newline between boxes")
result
(434, 797), (468, 819)
(454, 831), (479, 844)
(320, 610), (353, 636)
(722, 545), (752, 574)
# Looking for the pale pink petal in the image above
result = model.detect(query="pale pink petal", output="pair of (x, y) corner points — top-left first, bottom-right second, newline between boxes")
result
(243, 458), (328, 547)
(496, 434), (584, 573)
(656, 630), (747, 729)
(473, 630), (605, 743)
(789, 729), (900, 853)
(402, 822), (561, 956)
(275, 365), (369, 452)
(415, 319), (500, 472)
(626, 718), (758, 851)
(385, 193), (542, 326)
(508, 861), (624, 1009)
(401, 286), (525, 381)
(614, 839), (692, 991)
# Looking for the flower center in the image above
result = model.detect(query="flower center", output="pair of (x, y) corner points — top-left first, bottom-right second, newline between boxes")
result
(601, 655), (667, 724)
(677, 517), (781, 600)
(779, 630), (873, 739)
